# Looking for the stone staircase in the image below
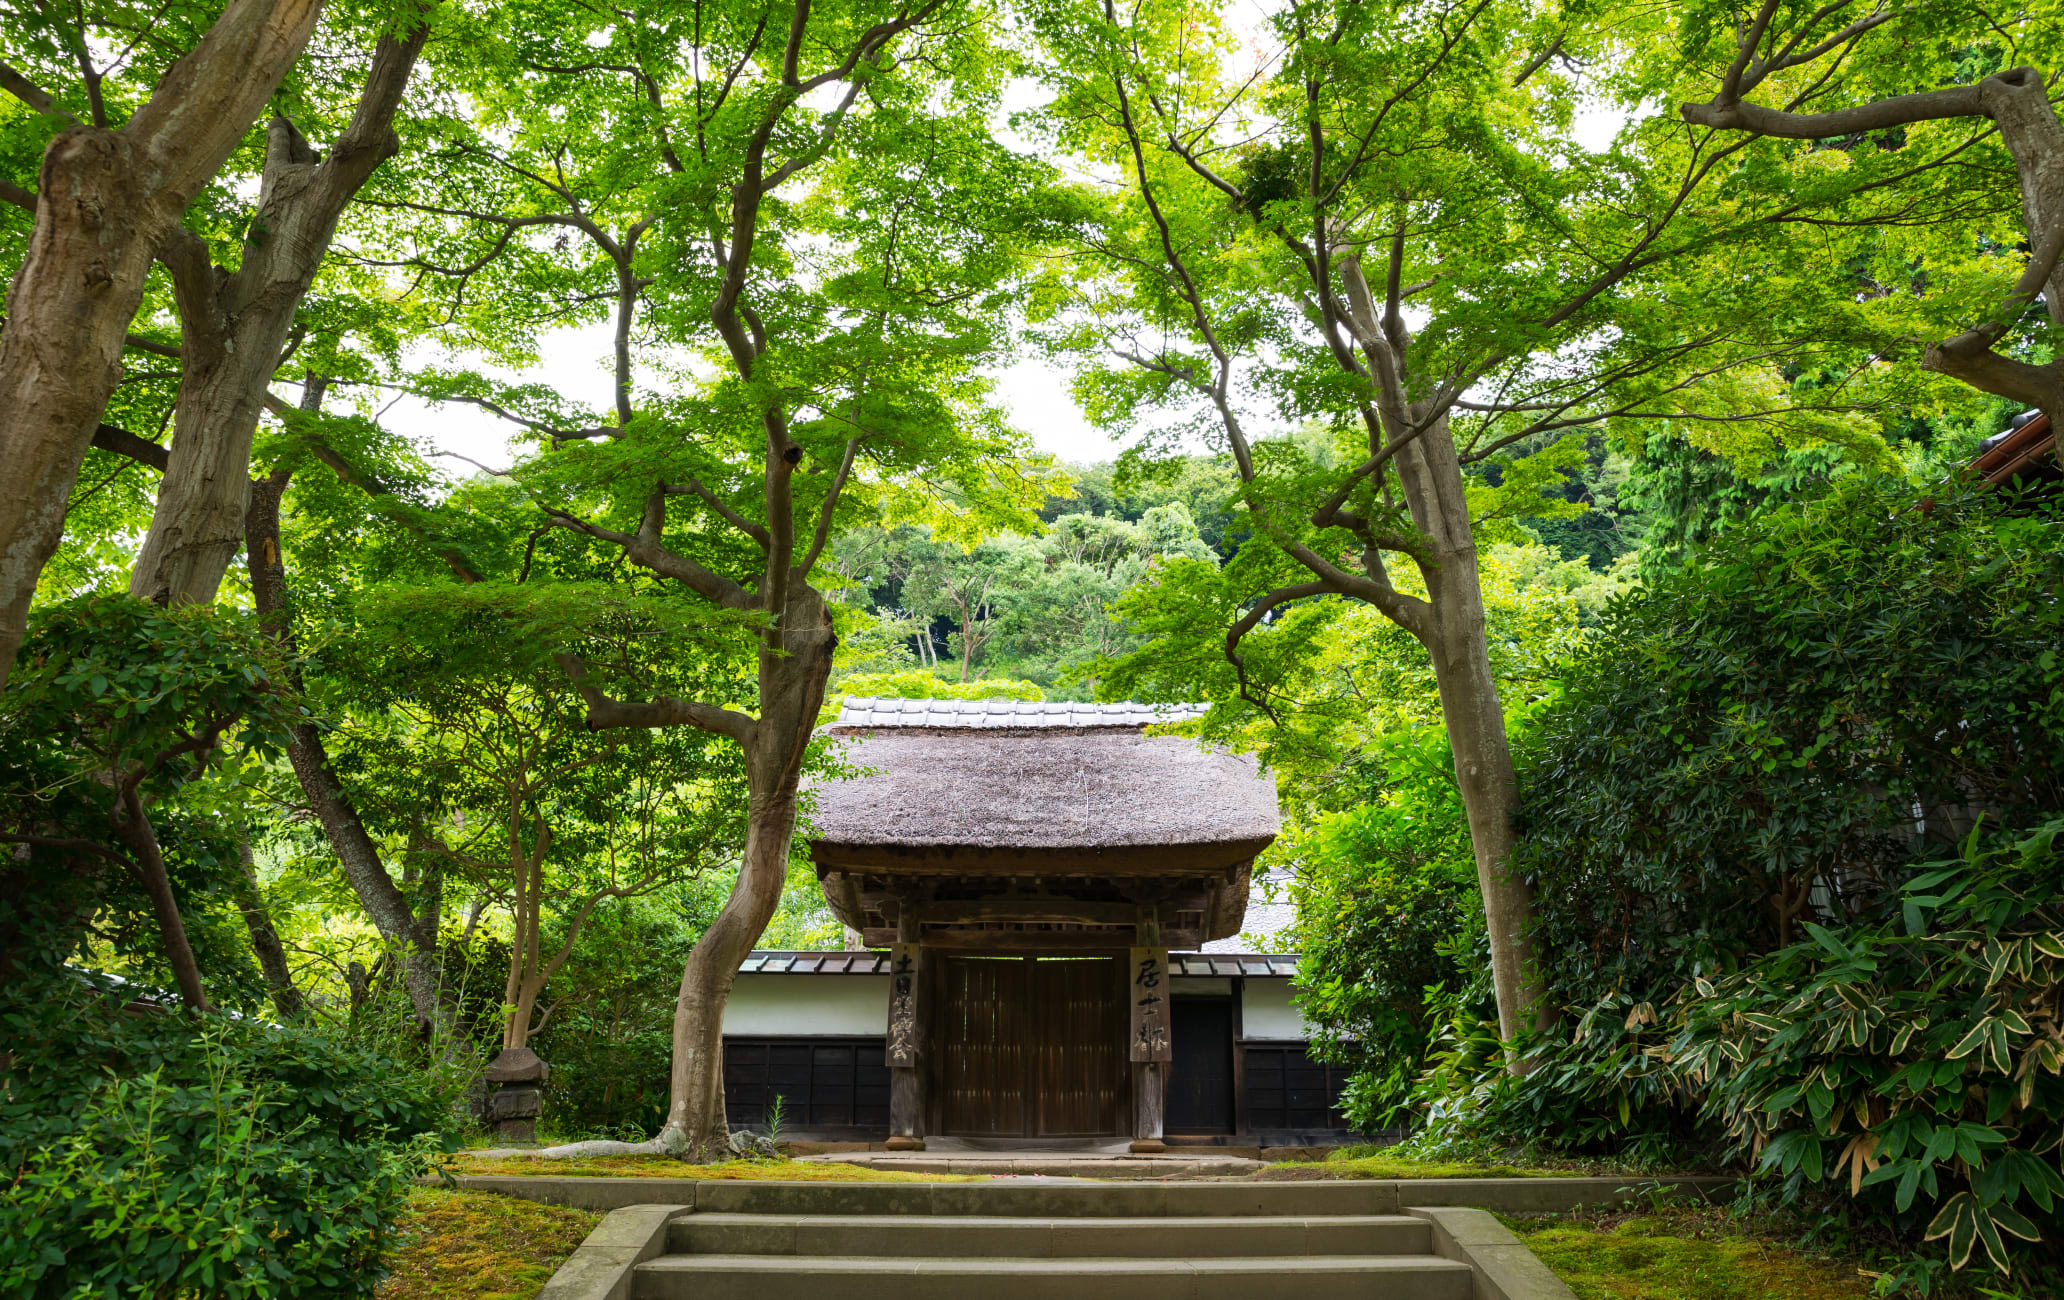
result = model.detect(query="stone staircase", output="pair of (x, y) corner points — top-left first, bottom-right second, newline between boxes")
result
(618, 1183), (1488, 1300)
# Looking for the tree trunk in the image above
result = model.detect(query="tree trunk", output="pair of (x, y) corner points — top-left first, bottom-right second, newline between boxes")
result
(503, 842), (544, 1052)
(111, 788), (209, 1012)
(658, 586), (836, 1158)
(129, 30), (429, 608)
(1396, 411), (1552, 1047)
(233, 834), (308, 1020)
(1424, 559), (1545, 1045)
(0, 0), (324, 687)
(245, 462), (460, 1044)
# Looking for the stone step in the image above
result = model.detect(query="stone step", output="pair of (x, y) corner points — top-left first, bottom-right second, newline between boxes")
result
(668, 1212), (1432, 1258)
(633, 1253), (1474, 1300)
(820, 1154), (1268, 1179)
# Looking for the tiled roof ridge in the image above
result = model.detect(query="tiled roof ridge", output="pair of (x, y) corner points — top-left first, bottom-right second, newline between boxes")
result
(832, 697), (1209, 730)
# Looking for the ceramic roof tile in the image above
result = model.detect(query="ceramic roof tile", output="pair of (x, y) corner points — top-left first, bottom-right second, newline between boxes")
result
(833, 697), (1209, 730)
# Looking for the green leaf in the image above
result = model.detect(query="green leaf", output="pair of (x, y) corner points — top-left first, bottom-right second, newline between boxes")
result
(1946, 1020), (1992, 1061)
(1924, 1193), (1980, 1270)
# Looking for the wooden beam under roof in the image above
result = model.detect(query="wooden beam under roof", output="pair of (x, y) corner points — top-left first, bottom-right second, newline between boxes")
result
(860, 925), (1204, 952)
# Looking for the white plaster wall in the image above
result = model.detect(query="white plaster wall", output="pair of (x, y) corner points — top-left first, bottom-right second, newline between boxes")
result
(721, 974), (889, 1036)
(1240, 977), (1313, 1040)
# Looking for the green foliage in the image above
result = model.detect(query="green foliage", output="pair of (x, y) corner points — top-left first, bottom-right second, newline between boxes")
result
(1102, 542), (1590, 798)
(530, 893), (726, 1138)
(1046, 454), (1245, 556)
(1672, 821), (2064, 1282)
(0, 973), (454, 1298)
(1286, 728), (1484, 1126)
(0, 596), (304, 1000)
(830, 503), (1216, 695)
(1400, 477), (2064, 1284)
(5, 593), (299, 779)
(1516, 476), (2064, 1004)
(831, 669), (1045, 703)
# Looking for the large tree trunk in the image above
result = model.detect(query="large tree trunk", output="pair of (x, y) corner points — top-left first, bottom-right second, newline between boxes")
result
(130, 29), (429, 608)
(658, 586), (836, 1159)
(1424, 558), (1544, 1045)
(1396, 411), (1552, 1047)
(245, 461), (460, 1044)
(0, 0), (324, 688)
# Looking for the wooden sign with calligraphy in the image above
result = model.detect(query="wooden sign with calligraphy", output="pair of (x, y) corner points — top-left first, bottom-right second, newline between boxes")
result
(887, 942), (921, 1067)
(1128, 946), (1172, 1062)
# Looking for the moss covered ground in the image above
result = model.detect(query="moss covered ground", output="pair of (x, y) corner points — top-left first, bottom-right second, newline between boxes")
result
(377, 1189), (599, 1300)
(1502, 1210), (1872, 1300)
(1262, 1151), (1559, 1179)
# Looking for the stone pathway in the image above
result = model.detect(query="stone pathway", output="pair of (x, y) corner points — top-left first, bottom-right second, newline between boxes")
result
(795, 1136), (1266, 1179)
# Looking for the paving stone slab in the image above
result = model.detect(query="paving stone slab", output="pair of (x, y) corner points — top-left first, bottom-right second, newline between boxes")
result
(632, 1253), (1474, 1300)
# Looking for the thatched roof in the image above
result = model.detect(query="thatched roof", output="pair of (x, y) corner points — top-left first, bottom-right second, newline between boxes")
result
(809, 702), (1278, 869)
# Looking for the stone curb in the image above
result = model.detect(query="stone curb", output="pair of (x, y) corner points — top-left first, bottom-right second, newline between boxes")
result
(1409, 1206), (1578, 1300)
(534, 1204), (684, 1300)
(458, 1173), (1738, 1215)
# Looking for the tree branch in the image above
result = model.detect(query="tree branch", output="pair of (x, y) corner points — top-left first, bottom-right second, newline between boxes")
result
(541, 493), (756, 608)
(798, 436), (862, 576)
(1223, 581), (1329, 720)
(1682, 80), (1985, 137)
(551, 652), (757, 743)
(0, 60), (78, 124)
(91, 423), (169, 471)
(663, 480), (771, 549)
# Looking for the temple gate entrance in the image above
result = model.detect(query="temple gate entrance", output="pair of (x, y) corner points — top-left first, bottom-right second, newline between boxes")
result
(933, 956), (1127, 1137)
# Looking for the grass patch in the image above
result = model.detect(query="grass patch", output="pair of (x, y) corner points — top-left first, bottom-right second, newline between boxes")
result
(1263, 1152), (1557, 1179)
(1263, 1144), (1570, 1179)
(1264, 1139), (1711, 1181)
(1501, 1210), (1871, 1300)
(377, 1188), (598, 1300)
(451, 1153), (973, 1181)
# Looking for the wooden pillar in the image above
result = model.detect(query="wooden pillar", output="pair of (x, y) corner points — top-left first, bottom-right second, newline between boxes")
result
(1129, 916), (1171, 1154)
(886, 907), (925, 1151)
(1229, 974), (1249, 1138)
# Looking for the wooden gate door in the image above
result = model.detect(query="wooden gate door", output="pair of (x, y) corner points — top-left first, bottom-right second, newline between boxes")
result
(1031, 958), (1126, 1136)
(936, 957), (1125, 1137)
(937, 956), (1028, 1136)
(1166, 997), (1235, 1134)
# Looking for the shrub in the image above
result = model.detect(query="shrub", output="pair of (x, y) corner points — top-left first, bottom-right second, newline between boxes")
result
(1398, 476), (2064, 1284)
(1516, 476), (2064, 1004)
(0, 973), (454, 1297)
(1287, 728), (1486, 1127)
(1672, 819), (2064, 1283)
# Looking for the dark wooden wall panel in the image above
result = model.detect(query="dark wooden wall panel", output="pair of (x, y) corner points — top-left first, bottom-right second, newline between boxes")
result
(723, 1036), (889, 1132)
(1241, 1043), (1353, 1131)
